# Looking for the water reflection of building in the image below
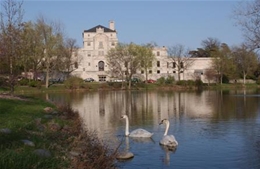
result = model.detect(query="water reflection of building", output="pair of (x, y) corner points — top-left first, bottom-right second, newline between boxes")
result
(72, 91), (214, 139)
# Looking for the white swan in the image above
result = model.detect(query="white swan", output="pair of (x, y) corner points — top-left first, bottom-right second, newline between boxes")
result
(159, 119), (178, 149)
(121, 115), (153, 138)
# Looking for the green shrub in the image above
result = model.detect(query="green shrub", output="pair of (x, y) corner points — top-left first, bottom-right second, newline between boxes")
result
(176, 80), (195, 86)
(157, 77), (166, 85)
(18, 78), (29, 86)
(64, 76), (84, 89)
(157, 76), (175, 85)
(176, 80), (186, 86)
(165, 76), (175, 84)
(0, 77), (7, 86)
(28, 80), (41, 88)
(222, 74), (229, 84)
(195, 79), (203, 89)
(256, 78), (260, 85)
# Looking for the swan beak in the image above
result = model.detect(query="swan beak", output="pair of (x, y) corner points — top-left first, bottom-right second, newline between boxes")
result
(159, 121), (163, 125)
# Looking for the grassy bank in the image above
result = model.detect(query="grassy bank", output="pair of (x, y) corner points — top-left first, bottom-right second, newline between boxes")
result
(0, 95), (117, 169)
(8, 82), (259, 95)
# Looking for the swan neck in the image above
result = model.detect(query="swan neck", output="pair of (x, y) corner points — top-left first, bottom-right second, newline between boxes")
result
(164, 121), (170, 136)
(125, 116), (130, 136)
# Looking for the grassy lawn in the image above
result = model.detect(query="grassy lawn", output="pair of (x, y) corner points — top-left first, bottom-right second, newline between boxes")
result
(0, 96), (70, 169)
(0, 95), (118, 169)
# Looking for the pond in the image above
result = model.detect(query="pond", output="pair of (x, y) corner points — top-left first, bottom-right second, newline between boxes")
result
(30, 89), (260, 169)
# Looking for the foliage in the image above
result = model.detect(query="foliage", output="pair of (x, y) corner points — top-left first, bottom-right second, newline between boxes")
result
(157, 76), (175, 85)
(222, 74), (229, 84)
(176, 80), (195, 86)
(256, 78), (260, 85)
(64, 76), (84, 89)
(28, 80), (42, 88)
(157, 77), (166, 84)
(231, 44), (258, 84)
(139, 43), (156, 82)
(0, 0), (25, 94)
(211, 43), (233, 84)
(18, 78), (29, 86)
(106, 43), (155, 89)
(165, 76), (175, 84)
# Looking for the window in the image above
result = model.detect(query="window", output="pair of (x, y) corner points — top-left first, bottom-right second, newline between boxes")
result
(194, 70), (203, 75)
(74, 62), (78, 69)
(157, 70), (160, 74)
(98, 61), (105, 71)
(87, 42), (91, 46)
(99, 41), (103, 49)
(111, 42), (115, 46)
(98, 75), (106, 82)
(173, 62), (176, 68)
(83, 68), (85, 71)
(88, 34), (90, 37)
(173, 71), (176, 73)
(88, 53), (91, 57)
(167, 62), (169, 68)
(88, 62), (90, 66)
(149, 70), (152, 74)
(157, 51), (160, 56)
(98, 51), (104, 56)
(141, 70), (144, 74)
(157, 61), (160, 67)
(180, 62), (184, 68)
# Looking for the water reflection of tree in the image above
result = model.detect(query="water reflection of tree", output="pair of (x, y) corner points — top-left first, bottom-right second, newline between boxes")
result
(108, 91), (126, 127)
(98, 91), (106, 116)
(212, 90), (259, 120)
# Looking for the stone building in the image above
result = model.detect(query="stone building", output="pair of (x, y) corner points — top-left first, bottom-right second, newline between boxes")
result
(71, 21), (214, 83)
(72, 21), (118, 82)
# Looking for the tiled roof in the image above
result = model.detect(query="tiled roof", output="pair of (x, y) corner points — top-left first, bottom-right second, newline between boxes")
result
(84, 25), (116, 33)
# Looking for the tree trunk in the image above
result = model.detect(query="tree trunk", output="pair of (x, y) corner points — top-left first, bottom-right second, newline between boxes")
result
(45, 54), (50, 88)
(243, 73), (246, 85)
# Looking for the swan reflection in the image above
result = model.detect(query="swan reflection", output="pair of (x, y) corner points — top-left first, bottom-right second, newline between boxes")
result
(130, 137), (155, 144)
(160, 144), (177, 166)
(116, 137), (134, 160)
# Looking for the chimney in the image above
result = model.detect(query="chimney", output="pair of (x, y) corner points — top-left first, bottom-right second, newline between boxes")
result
(109, 20), (115, 31)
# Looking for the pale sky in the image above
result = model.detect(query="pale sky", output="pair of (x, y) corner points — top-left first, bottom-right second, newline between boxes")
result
(19, 0), (245, 50)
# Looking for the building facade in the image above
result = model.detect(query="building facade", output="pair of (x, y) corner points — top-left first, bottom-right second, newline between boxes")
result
(72, 21), (214, 83)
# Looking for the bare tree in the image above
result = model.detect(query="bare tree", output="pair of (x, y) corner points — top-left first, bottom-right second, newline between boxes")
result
(233, 0), (260, 49)
(167, 44), (194, 81)
(232, 44), (258, 84)
(56, 38), (79, 79)
(139, 44), (155, 83)
(201, 37), (221, 51)
(0, 0), (24, 94)
(204, 69), (217, 85)
(106, 43), (128, 88)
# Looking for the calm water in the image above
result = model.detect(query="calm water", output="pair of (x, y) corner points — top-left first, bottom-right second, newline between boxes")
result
(29, 89), (260, 169)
